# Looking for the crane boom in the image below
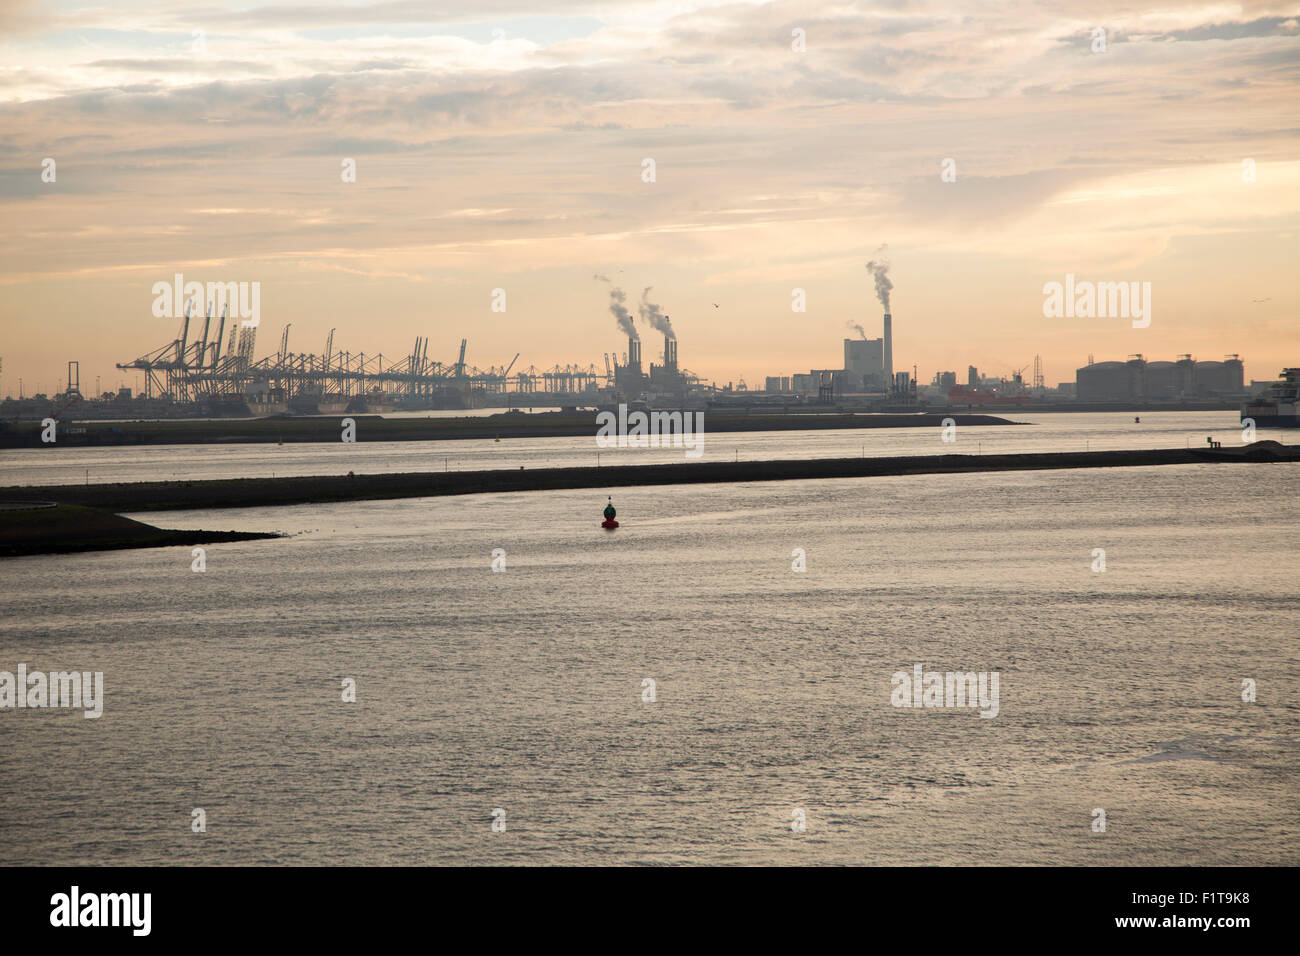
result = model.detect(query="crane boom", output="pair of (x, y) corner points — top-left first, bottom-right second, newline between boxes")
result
(197, 303), (212, 368)
(178, 299), (192, 364)
(211, 305), (227, 368)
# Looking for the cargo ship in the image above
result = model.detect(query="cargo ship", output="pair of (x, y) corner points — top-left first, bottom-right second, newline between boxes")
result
(1242, 368), (1300, 427)
(947, 385), (1033, 406)
(288, 387), (351, 416)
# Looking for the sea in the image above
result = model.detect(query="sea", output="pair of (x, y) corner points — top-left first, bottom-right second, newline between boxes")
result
(1, 410), (1296, 864)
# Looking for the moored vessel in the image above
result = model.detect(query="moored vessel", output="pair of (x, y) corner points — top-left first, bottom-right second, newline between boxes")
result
(1243, 369), (1299, 427)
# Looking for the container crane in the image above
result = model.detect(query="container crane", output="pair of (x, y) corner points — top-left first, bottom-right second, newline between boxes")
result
(455, 339), (467, 378)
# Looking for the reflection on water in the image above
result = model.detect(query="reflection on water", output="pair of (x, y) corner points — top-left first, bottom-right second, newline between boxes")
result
(1, 464), (1296, 864)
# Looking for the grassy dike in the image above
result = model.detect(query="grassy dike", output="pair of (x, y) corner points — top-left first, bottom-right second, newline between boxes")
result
(2, 443), (1294, 516)
(0, 503), (281, 558)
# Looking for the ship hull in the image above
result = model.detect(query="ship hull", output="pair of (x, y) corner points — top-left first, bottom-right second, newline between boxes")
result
(1242, 412), (1300, 427)
(1243, 370), (1300, 427)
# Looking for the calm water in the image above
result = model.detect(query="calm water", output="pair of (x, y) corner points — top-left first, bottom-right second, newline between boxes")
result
(1, 410), (1287, 487)
(1, 462), (1297, 864)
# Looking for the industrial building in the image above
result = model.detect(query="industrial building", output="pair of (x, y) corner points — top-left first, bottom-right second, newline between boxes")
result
(842, 312), (894, 391)
(1075, 354), (1244, 401)
(649, 337), (684, 396)
(844, 337), (884, 389)
(766, 311), (896, 399)
(612, 333), (688, 401)
(613, 337), (644, 398)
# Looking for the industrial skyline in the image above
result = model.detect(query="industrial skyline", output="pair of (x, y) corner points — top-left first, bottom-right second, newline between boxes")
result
(1, 302), (1269, 413)
(0, 290), (1288, 406)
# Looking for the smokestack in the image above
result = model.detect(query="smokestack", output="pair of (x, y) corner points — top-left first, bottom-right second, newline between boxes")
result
(665, 336), (677, 370)
(629, 337), (641, 369)
(883, 313), (893, 382)
(865, 250), (894, 383)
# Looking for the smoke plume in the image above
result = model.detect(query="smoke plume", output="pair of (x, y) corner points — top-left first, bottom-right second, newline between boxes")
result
(864, 248), (892, 312)
(846, 321), (868, 339)
(638, 286), (675, 339)
(594, 274), (637, 339)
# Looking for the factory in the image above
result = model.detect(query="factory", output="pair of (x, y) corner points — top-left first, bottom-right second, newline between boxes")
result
(765, 311), (903, 400)
(612, 333), (687, 401)
(602, 281), (692, 402)
(842, 312), (894, 391)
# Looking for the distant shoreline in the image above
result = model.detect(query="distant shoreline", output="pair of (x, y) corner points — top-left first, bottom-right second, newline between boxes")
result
(0, 411), (1020, 448)
(3, 443), (1293, 514)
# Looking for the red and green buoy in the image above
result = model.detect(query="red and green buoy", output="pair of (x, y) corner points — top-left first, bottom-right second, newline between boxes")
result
(601, 496), (619, 530)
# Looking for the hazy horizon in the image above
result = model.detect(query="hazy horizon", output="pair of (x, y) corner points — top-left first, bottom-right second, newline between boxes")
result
(2, 0), (1298, 395)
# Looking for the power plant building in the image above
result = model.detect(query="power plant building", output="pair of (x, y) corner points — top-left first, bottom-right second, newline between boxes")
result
(648, 337), (682, 393)
(615, 333), (687, 400)
(769, 312), (896, 397)
(841, 313), (894, 391)
(614, 337), (644, 398)
(844, 337), (885, 389)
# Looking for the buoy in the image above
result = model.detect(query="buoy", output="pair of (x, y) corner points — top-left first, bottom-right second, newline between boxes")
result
(1134, 416), (1141, 423)
(601, 496), (619, 530)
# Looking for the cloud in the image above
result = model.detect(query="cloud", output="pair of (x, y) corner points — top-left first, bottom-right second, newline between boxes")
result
(85, 58), (278, 74)
(0, 0), (1297, 389)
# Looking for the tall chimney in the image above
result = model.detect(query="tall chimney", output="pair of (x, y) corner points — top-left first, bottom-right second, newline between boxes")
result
(883, 313), (893, 383)
(629, 337), (641, 369)
(665, 336), (677, 370)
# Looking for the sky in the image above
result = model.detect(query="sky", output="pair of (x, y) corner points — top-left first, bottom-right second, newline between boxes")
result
(1, 0), (1297, 396)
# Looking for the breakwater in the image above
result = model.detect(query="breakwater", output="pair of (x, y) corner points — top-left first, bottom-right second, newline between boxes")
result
(3, 443), (1293, 514)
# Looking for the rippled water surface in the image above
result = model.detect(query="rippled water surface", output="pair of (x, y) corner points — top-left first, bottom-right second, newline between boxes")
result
(2, 461), (1297, 864)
